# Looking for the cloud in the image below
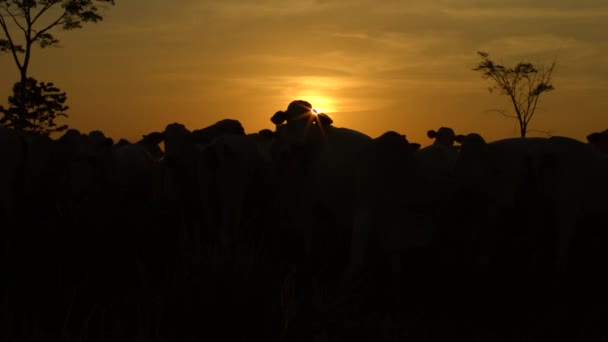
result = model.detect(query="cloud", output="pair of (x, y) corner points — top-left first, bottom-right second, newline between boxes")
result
(4, 0), (607, 143)
(442, 5), (608, 19)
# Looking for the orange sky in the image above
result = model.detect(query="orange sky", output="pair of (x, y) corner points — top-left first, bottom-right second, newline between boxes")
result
(1, 0), (607, 146)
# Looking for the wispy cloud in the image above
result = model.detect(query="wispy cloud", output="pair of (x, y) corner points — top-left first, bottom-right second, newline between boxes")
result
(442, 6), (608, 19)
(2, 0), (607, 142)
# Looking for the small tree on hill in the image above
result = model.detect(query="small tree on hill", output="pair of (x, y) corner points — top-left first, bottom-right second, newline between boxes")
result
(473, 51), (556, 138)
(0, 77), (69, 135)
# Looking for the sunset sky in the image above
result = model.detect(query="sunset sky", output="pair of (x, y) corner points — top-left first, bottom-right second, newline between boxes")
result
(1, 0), (607, 145)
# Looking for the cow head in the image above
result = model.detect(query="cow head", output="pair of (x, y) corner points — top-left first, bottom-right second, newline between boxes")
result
(375, 131), (420, 154)
(428, 127), (456, 146)
(140, 132), (166, 160)
(271, 100), (324, 148)
(271, 100), (314, 125)
(457, 133), (486, 155)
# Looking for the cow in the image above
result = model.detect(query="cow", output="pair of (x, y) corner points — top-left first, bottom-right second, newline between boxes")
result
(197, 131), (277, 246)
(414, 127), (461, 208)
(110, 132), (166, 200)
(426, 126), (458, 147)
(446, 134), (608, 335)
(395, 127), (465, 273)
(56, 129), (115, 212)
(0, 127), (28, 273)
(451, 135), (608, 277)
(587, 129), (608, 155)
(347, 131), (423, 311)
(161, 120), (251, 245)
(163, 119), (246, 179)
(191, 118), (245, 145)
(269, 100), (374, 280)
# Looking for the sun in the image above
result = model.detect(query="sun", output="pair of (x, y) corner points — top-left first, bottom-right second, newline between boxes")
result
(284, 76), (347, 117)
(296, 94), (335, 115)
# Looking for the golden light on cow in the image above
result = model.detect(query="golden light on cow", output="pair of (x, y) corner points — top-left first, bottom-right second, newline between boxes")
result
(291, 95), (338, 139)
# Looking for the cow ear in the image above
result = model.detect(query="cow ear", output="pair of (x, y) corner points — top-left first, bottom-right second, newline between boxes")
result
(587, 132), (600, 143)
(427, 130), (437, 139)
(454, 134), (465, 143)
(271, 111), (287, 125)
(316, 113), (333, 125)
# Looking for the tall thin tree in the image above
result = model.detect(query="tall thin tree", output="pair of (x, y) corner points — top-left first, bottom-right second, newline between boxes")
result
(0, 0), (115, 130)
(473, 51), (556, 138)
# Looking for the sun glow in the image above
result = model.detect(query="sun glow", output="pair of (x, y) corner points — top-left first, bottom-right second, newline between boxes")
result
(296, 94), (335, 115)
(284, 76), (347, 115)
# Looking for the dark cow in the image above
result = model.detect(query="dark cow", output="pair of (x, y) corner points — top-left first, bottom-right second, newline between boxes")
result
(56, 129), (115, 212)
(451, 135), (608, 276)
(161, 120), (248, 238)
(191, 118), (245, 144)
(349, 131), (422, 277)
(445, 134), (608, 336)
(427, 126), (458, 147)
(0, 128), (26, 227)
(110, 132), (166, 200)
(587, 129), (608, 155)
(270, 100), (373, 277)
(197, 131), (276, 245)
(415, 127), (461, 200)
(404, 127), (464, 268)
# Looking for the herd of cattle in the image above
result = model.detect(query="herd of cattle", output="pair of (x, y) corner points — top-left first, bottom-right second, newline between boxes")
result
(1, 99), (608, 339)
(2, 99), (608, 276)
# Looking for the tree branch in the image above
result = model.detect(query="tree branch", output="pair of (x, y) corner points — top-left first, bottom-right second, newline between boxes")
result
(4, 5), (27, 33)
(507, 90), (523, 121)
(31, 2), (55, 26)
(33, 11), (67, 42)
(484, 108), (519, 119)
(0, 13), (24, 69)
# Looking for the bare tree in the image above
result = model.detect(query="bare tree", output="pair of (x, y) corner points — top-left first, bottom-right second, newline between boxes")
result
(473, 51), (556, 138)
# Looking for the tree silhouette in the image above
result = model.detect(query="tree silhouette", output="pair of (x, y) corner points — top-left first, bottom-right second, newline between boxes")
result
(473, 51), (556, 138)
(0, 0), (115, 130)
(0, 77), (69, 135)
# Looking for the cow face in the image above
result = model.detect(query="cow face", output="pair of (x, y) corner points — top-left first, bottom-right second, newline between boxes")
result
(428, 127), (456, 147)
